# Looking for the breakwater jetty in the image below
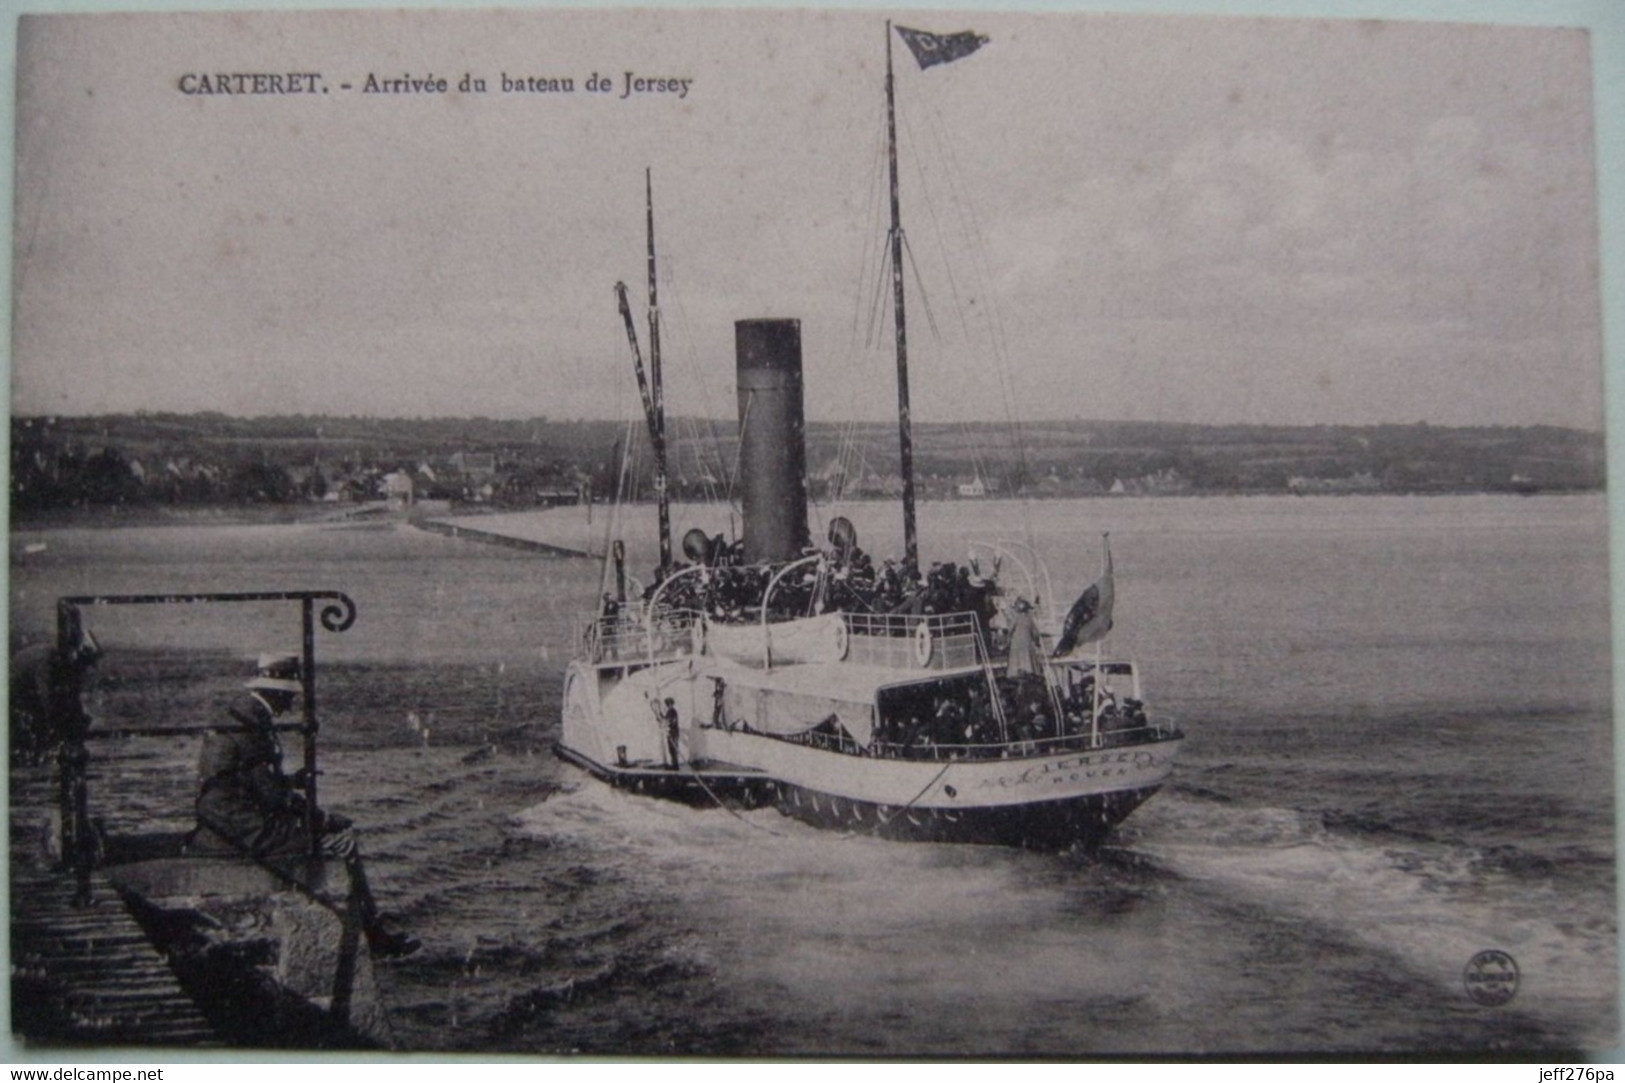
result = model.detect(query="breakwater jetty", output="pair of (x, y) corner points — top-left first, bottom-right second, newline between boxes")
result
(414, 518), (592, 558)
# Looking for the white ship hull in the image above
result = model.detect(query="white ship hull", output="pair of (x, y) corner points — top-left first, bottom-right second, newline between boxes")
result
(558, 621), (1183, 850)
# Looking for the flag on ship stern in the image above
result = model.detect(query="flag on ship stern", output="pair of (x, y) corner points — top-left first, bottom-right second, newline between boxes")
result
(894, 26), (990, 69)
(1051, 540), (1115, 657)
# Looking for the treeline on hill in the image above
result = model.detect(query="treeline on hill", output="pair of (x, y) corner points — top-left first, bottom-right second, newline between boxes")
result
(9, 412), (1606, 516)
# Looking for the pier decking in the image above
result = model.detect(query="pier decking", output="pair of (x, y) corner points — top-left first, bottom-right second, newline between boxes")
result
(10, 820), (219, 1047)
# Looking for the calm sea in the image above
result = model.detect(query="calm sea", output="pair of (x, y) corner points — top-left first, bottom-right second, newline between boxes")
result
(8, 494), (1615, 1054)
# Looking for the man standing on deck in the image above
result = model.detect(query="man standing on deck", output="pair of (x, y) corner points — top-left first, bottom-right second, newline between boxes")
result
(192, 652), (419, 957)
(659, 697), (682, 768)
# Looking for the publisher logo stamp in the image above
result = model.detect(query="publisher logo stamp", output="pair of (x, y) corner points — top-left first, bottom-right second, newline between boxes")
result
(1462, 949), (1519, 1006)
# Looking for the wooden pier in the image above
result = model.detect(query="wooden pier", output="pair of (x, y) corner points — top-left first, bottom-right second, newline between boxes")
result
(10, 841), (219, 1047)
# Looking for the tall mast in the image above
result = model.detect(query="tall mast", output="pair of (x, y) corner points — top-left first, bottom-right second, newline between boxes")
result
(885, 20), (920, 570)
(646, 167), (672, 573)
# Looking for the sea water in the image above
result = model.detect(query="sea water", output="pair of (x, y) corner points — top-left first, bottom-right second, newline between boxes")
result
(8, 494), (1614, 1054)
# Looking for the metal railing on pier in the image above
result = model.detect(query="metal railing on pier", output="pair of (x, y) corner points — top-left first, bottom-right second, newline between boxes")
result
(51, 590), (358, 903)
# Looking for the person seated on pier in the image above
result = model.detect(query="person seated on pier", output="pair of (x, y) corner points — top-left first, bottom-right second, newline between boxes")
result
(192, 652), (419, 957)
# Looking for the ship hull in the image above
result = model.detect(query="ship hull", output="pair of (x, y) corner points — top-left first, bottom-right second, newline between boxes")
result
(559, 617), (1183, 851)
(554, 741), (776, 807)
(555, 719), (1182, 851)
(770, 777), (1163, 849)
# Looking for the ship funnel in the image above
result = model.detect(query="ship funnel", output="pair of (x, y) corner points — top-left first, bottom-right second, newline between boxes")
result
(735, 318), (809, 564)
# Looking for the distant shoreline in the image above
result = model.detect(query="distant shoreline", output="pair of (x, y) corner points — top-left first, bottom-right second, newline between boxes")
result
(7, 502), (395, 532)
(7, 487), (1601, 534)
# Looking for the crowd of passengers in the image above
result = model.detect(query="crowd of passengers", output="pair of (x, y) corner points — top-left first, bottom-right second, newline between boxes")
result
(795, 674), (1150, 760)
(607, 528), (1003, 632)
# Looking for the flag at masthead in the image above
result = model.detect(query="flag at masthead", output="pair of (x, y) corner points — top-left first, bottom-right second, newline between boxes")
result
(894, 26), (990, 69)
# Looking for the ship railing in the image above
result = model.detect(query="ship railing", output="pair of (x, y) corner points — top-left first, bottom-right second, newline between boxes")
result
(770, 720), (1174, 762)
(580, 607), (703, 665)
(865, 722), (1173, 762)
(840, 610), (984, 671)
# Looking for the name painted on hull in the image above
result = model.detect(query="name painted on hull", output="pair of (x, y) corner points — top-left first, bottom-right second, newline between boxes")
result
(973, 749), (1168, 792)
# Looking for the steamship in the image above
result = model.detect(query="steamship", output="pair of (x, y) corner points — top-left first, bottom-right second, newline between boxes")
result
(554, 24), (1183, 849)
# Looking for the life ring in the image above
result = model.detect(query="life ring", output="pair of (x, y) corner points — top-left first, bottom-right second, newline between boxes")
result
(914, 621), (933, 667)
(832, 620), (850, 661)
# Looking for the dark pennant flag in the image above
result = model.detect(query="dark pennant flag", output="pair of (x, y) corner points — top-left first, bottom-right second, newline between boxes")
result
(894, 26), (990, 70)
(1049, 545), (1115, 658)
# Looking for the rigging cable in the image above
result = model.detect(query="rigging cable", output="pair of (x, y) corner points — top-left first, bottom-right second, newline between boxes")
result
(852, 106), (895, 358)
(664, 264), (741, 524)
(917, 89), (1042, 562)
(929, 97), (1040, 556)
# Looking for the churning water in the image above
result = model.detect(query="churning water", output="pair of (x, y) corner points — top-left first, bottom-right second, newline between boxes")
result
(9, 494), (1615, 1054)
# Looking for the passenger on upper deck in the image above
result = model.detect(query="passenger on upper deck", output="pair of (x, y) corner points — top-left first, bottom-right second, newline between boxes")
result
(1005, 598), (1043, 679)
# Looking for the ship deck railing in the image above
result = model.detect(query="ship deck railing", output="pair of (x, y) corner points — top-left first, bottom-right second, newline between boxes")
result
(578, 606), (989, 669)
(581, 607), (703, 665)
(775, 718), (1177, 761)
(840, 610), (985, 670)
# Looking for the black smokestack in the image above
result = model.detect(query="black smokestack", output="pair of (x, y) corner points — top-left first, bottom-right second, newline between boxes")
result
(735, 318), (809, 564)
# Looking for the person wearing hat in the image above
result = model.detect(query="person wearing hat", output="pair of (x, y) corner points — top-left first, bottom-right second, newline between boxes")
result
(193, 652), (320, 858)
(1005, 597), (1043, 681)
(193, 651), (419, 957)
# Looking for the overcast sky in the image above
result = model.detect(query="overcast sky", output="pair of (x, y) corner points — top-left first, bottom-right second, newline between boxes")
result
(10, 7), (1605, 429)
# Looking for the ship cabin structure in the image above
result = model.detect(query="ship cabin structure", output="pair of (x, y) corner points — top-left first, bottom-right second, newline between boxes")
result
(563, 596), (1171, 794)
